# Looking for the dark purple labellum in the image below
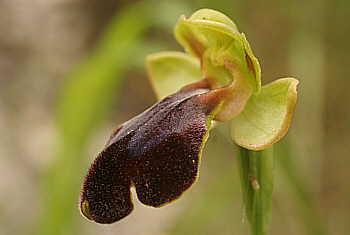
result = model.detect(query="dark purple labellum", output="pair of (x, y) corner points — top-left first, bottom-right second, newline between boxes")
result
(79, 80), (220, 224)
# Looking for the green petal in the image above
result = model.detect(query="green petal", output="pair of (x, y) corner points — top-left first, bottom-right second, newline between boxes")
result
(241, 33), (261, 94)
(145, 51), (201, 100)
(174, 9), (242, 59)
(231, 78), (299, 150)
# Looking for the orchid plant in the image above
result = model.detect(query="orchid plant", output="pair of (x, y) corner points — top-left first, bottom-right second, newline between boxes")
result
(79, 9), (298, 234)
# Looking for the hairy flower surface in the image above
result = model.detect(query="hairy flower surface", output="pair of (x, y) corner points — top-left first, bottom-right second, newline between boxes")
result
(79, 9), (298, 224)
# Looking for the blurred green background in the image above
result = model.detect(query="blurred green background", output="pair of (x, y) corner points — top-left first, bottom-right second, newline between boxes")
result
(1, 0), (349, 234)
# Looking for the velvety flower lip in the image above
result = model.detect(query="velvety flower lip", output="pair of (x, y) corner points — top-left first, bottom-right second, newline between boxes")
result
(79, 79), (222, 224)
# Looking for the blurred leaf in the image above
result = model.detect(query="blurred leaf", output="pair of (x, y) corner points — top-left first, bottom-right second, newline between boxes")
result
(36, 4), (148, 235)
(275, 137), (329, 235)
(34, 0), (194, 234)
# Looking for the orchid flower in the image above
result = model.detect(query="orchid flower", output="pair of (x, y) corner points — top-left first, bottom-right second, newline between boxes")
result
(79, 9), (298, 231)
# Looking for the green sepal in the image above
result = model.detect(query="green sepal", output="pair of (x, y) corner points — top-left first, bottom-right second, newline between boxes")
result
(145, 51), (201, 100)
(174, 9), (261, 93)
(231, 78), (299, 150)
(171, 9), (264, 122)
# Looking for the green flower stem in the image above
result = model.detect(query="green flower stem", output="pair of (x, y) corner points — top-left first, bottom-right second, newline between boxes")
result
(235, 144), (275, 235)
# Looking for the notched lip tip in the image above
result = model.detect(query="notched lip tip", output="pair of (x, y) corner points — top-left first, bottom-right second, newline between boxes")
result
(80, 200), (93, 221)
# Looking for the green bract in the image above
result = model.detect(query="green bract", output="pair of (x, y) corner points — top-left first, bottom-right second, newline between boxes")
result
(146, 9), (298, 150)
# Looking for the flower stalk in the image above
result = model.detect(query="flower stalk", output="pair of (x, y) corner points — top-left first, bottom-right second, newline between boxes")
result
(236, 144), (275, 235)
